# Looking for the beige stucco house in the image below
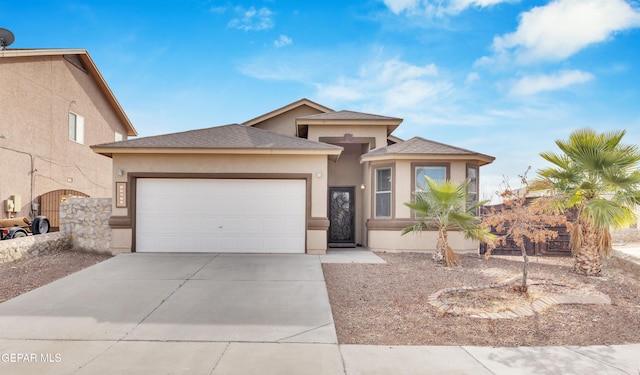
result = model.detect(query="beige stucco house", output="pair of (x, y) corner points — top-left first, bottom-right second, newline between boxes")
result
(0, 49), (137, 228)
(92, 99), (494, 255)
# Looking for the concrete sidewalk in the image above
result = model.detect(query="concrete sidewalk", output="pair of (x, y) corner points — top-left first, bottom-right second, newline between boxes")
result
(0, 250), (638, 374)
(1, 340), (638, 374)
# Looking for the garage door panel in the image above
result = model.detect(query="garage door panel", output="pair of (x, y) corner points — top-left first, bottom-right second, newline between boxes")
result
(139, 235), (182, 253)
(136, 179), (306, 253)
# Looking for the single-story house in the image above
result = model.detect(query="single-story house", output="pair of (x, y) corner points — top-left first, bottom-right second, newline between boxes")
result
(91, 99), (494, 255)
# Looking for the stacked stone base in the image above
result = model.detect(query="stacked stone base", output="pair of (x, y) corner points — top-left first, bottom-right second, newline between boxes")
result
(0, 232), (71, 264)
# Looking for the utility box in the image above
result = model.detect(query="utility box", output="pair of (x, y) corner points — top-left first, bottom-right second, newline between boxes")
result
(11, 195), (21, 213)
(4, 199), (14, 213)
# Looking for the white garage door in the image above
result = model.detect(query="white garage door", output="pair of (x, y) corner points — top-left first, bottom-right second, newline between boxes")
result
(136, 179), (306, 253)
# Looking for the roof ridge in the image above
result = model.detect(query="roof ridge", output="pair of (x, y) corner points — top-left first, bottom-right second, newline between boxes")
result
(410, 136), (481, 154)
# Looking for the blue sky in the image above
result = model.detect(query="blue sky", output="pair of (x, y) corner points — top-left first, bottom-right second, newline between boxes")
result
(2, 0), (640, 199)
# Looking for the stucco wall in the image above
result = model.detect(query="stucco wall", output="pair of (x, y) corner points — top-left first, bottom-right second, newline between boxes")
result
(308, 125), (388, 151)
(60, 197), (112, 254)
(365, 159), (482, 252)
(0, 55), (128, 219)
(111, 153), (328, 218)
(368, 229), (479, 253)
(252, 106), (324, 137)
(110, 153), (330, 253)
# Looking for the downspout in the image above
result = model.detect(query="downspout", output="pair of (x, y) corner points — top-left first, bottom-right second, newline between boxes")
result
(0, 145), (36, 218)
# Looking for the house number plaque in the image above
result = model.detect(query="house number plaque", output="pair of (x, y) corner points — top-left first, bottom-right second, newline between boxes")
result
(116, 182), (127, 208)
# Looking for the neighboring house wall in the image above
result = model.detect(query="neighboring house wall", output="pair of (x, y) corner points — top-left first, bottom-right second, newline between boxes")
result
(109, 153), (329, 254)
(0, 54), (130, 219)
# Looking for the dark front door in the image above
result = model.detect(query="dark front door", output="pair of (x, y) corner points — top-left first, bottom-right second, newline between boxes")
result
(328, 187), (355, 247)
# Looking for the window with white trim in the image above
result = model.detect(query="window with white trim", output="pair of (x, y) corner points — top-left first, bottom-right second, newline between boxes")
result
(69, 112), (85, 144)
(375, 168), (392, 218)
(467, 164), (479, 214)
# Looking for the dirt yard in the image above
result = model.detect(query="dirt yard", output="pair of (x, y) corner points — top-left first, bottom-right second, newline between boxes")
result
(0, 251), (111, 303)
(323, 252), (640, 347)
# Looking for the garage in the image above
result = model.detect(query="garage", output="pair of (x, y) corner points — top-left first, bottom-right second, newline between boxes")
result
(135, 178), (306, 253)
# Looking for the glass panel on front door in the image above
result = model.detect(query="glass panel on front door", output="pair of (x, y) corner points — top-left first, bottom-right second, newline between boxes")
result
(329, 187), (355, 245)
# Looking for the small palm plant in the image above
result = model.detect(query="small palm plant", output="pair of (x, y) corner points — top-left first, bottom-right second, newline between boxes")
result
(402, 176), (493, 267)
(538, 128), (640, 275)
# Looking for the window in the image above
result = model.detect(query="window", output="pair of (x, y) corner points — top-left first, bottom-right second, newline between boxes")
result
(414, 165), (447, 192)
(69, 112), (84, 144)
(467, 164), (479, 214)
(375, 168), (392, 218)
(115, 132), (123, 142)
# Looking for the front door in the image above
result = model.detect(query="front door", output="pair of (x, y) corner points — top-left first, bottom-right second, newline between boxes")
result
(328, 187), (355, 247)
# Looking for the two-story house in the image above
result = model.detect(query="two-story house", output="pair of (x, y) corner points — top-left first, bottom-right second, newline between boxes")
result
(0, 49), (137, 229)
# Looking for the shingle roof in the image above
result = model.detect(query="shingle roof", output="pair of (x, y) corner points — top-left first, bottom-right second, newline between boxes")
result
(298, 110), (401, 122)
(93, 124), (342, 150)
(363, 136), (494, 158)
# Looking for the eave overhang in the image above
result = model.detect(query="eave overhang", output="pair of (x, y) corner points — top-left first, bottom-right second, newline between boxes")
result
(91, 146), (343, 162)
(360, 153), (495, 166)
(1, 49), (137, 136)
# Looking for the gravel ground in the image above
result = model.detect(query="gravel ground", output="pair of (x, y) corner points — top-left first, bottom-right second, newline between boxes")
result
(323, 252), (640, 347)
(0, 251), (112, 303)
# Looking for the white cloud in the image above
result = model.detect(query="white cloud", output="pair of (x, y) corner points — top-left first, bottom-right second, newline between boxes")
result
(449, 0), (518, 13)
(466, 72), (480, 83)
(274, 35), (292, 48)
(316, 57), (449, 112)
(382, 0), (516, 16)
(492, 0), (640, 64)
(383, 0), (419, 14)
(315, 83), (364, 101)
(228, 6), (274, 31)
(377, 59), (438, 81)
(510, 69), (594, 96)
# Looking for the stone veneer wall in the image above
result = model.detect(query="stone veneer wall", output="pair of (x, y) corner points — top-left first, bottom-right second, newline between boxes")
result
(612, 227), (640, 244)
(60, 198), (112, 254)
(606, 250), (640, 279)
(0, 232), (70, 263)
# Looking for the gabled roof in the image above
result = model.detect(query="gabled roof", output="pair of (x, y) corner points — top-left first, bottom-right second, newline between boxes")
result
(298, 110), (402, 122)
(92, 124), (343, 160)
(243, 98), (333, 127)
(0, 48), (137, 136)
(296, 110), (403, 136)
(361, 136), (495, 165)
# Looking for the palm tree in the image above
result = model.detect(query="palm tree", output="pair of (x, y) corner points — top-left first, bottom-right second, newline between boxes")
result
(402, 176), (493, 267)
(538, 128), (640, 275)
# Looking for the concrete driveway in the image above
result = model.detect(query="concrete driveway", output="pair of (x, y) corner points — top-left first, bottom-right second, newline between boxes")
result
(0, 253), (342, 374)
